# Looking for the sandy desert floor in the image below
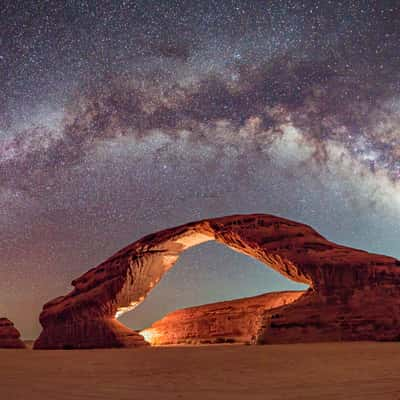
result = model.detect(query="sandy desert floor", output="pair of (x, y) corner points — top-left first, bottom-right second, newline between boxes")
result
(0, 342), (399, 400)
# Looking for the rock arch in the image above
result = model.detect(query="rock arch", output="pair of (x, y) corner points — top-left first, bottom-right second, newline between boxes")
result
(34, 214), (400, 349)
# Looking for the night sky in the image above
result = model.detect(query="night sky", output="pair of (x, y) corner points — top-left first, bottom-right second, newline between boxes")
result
(1, 0), (399, 338)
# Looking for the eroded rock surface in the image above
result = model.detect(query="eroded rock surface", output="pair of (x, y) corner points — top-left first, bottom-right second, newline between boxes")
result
(140, 291), (304, 345)
(34, 214), (400, 349)
(0, 318), (26, 348)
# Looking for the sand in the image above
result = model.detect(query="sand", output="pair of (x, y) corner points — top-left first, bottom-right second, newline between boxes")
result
(0, 342), (399, 399)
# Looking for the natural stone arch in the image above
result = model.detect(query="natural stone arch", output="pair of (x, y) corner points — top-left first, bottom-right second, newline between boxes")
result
(34, 214), (400, 349)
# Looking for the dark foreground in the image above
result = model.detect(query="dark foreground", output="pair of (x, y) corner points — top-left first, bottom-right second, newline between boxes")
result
(0, 342), (399, 399)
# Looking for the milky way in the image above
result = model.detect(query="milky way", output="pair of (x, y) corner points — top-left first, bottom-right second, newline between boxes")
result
(0, 1), (399, 338)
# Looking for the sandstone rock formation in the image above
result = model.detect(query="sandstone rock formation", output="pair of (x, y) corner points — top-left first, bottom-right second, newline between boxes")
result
(140, 291), (305, 345)
(0, 318), (26, 348)
(34, 214), (400, 349)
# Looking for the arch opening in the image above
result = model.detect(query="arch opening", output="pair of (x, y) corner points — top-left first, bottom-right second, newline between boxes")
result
(117, 240), (308, 345)
(112, 220), (314, 324)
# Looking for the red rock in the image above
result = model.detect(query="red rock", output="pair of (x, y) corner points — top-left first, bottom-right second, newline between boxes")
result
(140, 291), (305, 345)
(34, 214), (400, 349)
(0, 318), (26, 348)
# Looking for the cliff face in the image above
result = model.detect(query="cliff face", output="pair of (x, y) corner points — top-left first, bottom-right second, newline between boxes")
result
(34, 214), (400, 349)
(0, 318), (26, 348)
(140, 291), (305, 345)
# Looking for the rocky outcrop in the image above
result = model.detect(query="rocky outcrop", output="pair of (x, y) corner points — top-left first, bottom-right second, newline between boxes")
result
(140, 291), (304, 345)
(0, 318), (26, 348)
(34, 214), (400, 349)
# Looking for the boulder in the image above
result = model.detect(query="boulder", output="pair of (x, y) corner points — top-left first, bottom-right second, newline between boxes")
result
(0, 318), (26, 348)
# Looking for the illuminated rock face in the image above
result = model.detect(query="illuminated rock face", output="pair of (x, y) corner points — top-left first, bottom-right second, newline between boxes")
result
(34, 214), (400, 349)
(0, 318), (26, 348)
(140, 291), (305, 345)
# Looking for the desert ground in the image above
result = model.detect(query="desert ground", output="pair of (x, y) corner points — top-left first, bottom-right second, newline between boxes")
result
(0, 342), (399, 400)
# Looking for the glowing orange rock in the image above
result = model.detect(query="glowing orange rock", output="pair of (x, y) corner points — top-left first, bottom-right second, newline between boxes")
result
(140, 291), (305, 345)
(34, 214), (400, 349)
(0, 318), (26, 348)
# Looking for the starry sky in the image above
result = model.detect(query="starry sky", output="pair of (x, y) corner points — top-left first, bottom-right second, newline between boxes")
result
(1, 0), (399, 338)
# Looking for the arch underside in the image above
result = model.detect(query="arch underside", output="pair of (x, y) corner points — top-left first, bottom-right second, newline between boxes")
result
(34, 214), (400, 349)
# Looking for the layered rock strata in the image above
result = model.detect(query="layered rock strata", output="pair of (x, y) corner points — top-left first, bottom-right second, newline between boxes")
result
(34, 214), (400, 349)
(140, 291), (304, 345)
(0, 318), (26, 348)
